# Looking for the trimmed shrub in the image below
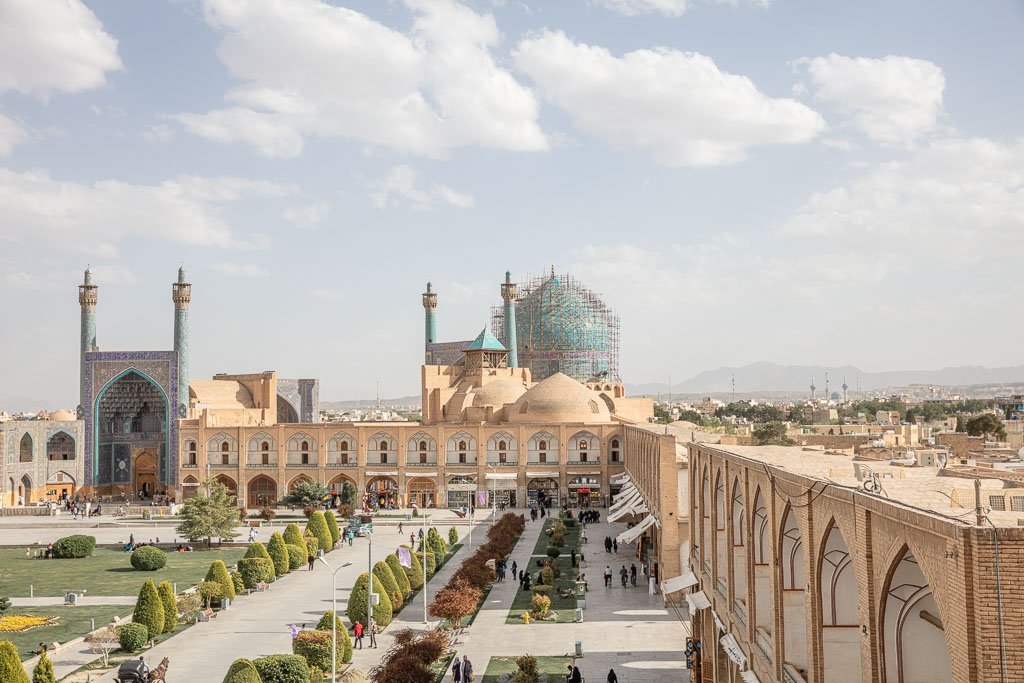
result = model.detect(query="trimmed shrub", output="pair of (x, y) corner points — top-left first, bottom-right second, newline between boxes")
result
(304, 534), (320, 561)
(198, 581), (223, 609)
(385, 553), (411, 598)
(176, 592), (202, 623)
(259, 507), (276, 522)
(315, 611), (353, 664)
(401, 546), (424, 590)
(0, 640), (29, 683)
(238, 558), (274, 589)
(32, 649), (55, 683)
(545, 546), (560, 560)
(253, 654), (310, 683)
(306, 511), (332, 553)
(373, 561), (403, 609)
(292, 629), (351, 671)
(205, 560), (236, 600)
(267, 533), (290, 576)
(286, 543), (307, 570)
(540, 565), (554, 585)
(133, 579), (165, 638)
(419, 551), (436, 577)
(117, 623), (148, 653)
(51, 535), (95, 559)
(346, 572), (393, 628)
(130, 546), (167, 571)
(222, 658), (261, 683)
(244, 542), (276, 579)
(324, 512), (341, 547)
(230, 571), (245, 596)
(564, 518), (577, 528)
(531, 585), (553, 597)
(448, 526), (459, 546)
(157, 581), (177, 633)
(283, 522), (305, 547)
(530, 594), (551, 618)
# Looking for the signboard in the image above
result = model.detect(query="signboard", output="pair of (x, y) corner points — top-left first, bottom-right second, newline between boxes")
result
(446, 484), (478, 492)
(577, 488), (591, 493)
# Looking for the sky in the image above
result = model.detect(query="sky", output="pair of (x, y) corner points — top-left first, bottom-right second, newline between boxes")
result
(1, 0), (1023, 408)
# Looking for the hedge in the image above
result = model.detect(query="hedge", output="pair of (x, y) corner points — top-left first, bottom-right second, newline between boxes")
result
(130, 546), (167, 571)
(205, 560), (236, 601)
(230, 571), (245, 596)
(419, 551), (436, 577)
(385, 553), (411, 598)
(133, 579), (165, 638)
(373, 561), (403, 610)
(253, 654), (310, 683)
(51, 535), (95, 559)
(222, 658), (261, 683)
(286, 543), (307, 570)
(306, 511), (332, 553)
(238, 558), (274, 589)
(117, 623), (148, 653)
(157, 581), (177, 633)
(0, 640), (29, 683)
(244, 542), (276, 579)
(283, 522), (305, 548)
(267, 533), (290, 576)
(315, 611), (353, 663)
(401, 546), (424, 590)
(346, 572), (392, 628)
(292, 629), (350, 671)
(324, 512), (341, 547)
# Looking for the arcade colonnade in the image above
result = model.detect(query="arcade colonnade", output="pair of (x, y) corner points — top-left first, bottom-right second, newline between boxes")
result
(0, 420), (85, 506)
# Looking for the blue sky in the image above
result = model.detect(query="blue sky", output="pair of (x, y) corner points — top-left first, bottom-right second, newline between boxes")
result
(1, 0), (1022, 408)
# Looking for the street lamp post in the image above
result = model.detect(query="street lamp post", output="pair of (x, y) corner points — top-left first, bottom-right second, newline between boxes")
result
(422, 513), (429, 623)
(316, 557), (353, 682)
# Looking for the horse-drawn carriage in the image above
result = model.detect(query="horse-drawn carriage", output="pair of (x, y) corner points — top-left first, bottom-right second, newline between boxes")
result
(117, 657), (169, 683)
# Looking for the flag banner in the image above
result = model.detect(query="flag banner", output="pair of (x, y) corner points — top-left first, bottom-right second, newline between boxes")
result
(398, 546), (412, 568)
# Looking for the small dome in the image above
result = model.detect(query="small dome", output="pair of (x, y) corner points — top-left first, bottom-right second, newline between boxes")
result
(508, 372), (611, 423)
(49, 409), (76, 422)
(471, 379), (527, 408)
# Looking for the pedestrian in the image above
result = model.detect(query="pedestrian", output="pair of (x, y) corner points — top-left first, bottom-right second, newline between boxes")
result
(410, 533), (416, 546)
(630, 564), (637, 587)
(511, 560), (518, 577)
(462, 655), (474, 683)
(418, 528), (424, 539)
(353, 620), (364, 649)
(604, 537), (612, 553)
(613, 538), (618, 553)
(604, 565), (612, 588)
(348, 530), (354, 547)
(308, 553), (316, 571)
(566, 663), (582, 683)
(369, 618), (378, 648)
(571, 549), (577, 568)
(398, 522), (403, 535)
(619, 565), (627, 587)
(452, 655), (462, 683)
(607, 669), (618, 683)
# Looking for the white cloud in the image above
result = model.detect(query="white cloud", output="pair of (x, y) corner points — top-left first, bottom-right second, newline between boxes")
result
(798, 53), (945, 146)
(211, 263), (271, 278)
(369, 165), (475, 210)
(514, 31), (824, 166)
(781, 137), (1024, 263)
(0, 0), (122, 99)
(1, 264), (137, 292)
(176, 0), (546, 158)
(594, 0), (770, 17)
(282, 202), (329, 229)
(142, 124), (174, 143)
(0, 114), (29, 156)
(0, 168), (293, 257)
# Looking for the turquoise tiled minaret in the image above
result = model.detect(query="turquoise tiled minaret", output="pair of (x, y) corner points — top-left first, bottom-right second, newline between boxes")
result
(78, 268), (98, 415)
(172, 266), (191, 417)
(422, 281), (437, 363)
(501, 271), (518, 367)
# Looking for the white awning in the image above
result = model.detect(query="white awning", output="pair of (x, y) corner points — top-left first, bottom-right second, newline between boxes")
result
(612, 483), (636, 502)
(616, 513), (656, 544)
(526, 471), (558, 478)
(740, 671), (761, 683)
(404, 472), (437, 477)
(610, 472), (631, 485)
(608, 502), (649, 523)
(366, 471), (399, 476)
(661, 572), (698, 595)
(484, 472), (518, 480)
(720, 634), (746, 667)
(610, 488), (639, 510)
(685, 590), (711, 614)
(608, 492), (640, 517)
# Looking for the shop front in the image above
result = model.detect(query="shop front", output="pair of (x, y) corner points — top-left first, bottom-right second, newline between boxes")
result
(527, 476), (559, 509)
(446, 475), (477, 509)
(406, 476), (437, 508)
(568, 476), (603, 508)
(483, 473), (518, 508)
(365, 474), (399, 510)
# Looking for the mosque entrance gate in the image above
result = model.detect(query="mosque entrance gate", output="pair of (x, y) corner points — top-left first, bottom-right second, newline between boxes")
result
(133, 449), (157, 499)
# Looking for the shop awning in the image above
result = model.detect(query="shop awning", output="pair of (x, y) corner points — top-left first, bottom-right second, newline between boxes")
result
(661, 572), (698, 595)
(740, 670), (761, 683)
(484, 472), (518, 480)
(720, 634), (746, 668)
(610, 472), (631, 485)
(685, 590), (711, 614)
(616, 513), (656, 544)
(609, 490), (640, 513)
(366, 471), (399, 476)
(611, 486), (637, 506)
(608, 503), (648, 523)
(404, 472), (437, 477)
(526, 471), (558, 478)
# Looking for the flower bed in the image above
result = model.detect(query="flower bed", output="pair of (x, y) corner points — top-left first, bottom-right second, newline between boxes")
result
(0, 614), (59, 632)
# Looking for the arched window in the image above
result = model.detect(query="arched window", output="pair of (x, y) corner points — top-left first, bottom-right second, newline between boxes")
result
(301, 441), (309, 451)
(221, 442), (229, 452)
(19, 434), (32, 463)
(610, 438), (621, 463)
(419, 440), (427, 452)
(261, 441), (269, 451)
(458, 440), (467, 451)
(499, 440), (507, 450)
(340, 440), (348, 451)
(539, 440), (547, 450)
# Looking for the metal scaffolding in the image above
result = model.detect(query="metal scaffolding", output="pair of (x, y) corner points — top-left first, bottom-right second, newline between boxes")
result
(491, 269), (620, 383)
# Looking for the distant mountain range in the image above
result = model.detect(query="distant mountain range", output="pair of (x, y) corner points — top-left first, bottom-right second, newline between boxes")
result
(321, 395), (421, 411)
(626, 362), (1024, 396)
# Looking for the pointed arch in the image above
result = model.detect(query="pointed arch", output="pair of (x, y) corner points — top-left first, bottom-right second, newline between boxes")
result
(93, 367), (170, 487)
(882, 547), (953, 683)
(327, 432), (356, 464)
(20, 474), (34, 504)
(820, 520), (862, 683)
(568, 430), (599, 463)
(287, 432), (317, 466)
(446, 431), (477, 465)
(368, 432), (397, 465)
(731, 476), (749, 616)
(247, 475), (277, 508)
(608, 433), (622, 462)
(407, 431), (437, 465)
(753, 487), (769, 564)
(288, 473), (315, 492)
(527, 431), (558, 464)
(214, 473), (237, 498)
(486, 431), (518, 464)
(699, 465), (710, 573)
(247, 432), (277, 466)
(780, 505), (808, 673)
(46, 431), (76, 461)
(19, 433), (33, 462)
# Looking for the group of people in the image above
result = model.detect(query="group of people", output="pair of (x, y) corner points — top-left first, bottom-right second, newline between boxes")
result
(602, 564), (638, 588)
(603, 536), (619, 554)
(122, 534), (161, 552)
(578, 509), (600, 524)
(350, 618), (379, 649)
(451, 654), (474, 683)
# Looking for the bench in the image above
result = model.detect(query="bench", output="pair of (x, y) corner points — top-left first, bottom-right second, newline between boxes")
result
(256, 581), (269, 592)
(198, 609), (217, 622)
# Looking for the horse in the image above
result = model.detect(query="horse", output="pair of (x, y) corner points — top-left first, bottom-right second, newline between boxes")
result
(148, 657), (170, 683)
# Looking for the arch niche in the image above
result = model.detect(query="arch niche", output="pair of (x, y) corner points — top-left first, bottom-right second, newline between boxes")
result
(820, 521), (862, 683)
(214, 474), (238, 500)
(134, 450), (157, 499)
(527, 477), (558, 509)
(366, 476), (399, 509)
(752, 487), (772, 638)
(19, 433), (33, 462)
(779, 506), (808, 676)
(181, 475), (200, 500)
(731, 478), (748, 612)
(882, 547), (953, 683)
(247, 475), (277, 508)
(47, 432), (75, 461)
(288, 474), (315, 493)
(20, 474), (33, 504)
(407, 477), (437, 508)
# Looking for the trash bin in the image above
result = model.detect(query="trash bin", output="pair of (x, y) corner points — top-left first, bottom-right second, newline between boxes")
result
(575, 640), (583, 657)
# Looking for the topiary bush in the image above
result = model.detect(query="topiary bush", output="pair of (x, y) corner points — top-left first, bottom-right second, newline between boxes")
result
(253, 654), (310, 683)
(546, 546), (561, 560)
(157, 581), (177, 633)
(422, 551), (437, 576)
(130, 546), (167, 571)
(373, 561), (402, 610)
(304, 534), (319, 561)
(531, 585), (553, 597)
(32, 648), (54, 683)
(346, 572), (393, 628)
(385, 553), (411, 598)
(292, 629), (350, 671)
(267, 533), (290, 576)
(244, 542), (276, 579)
(401, 546), (424, 590)
(230, 571), (245, 596)
(286, 543), (307, 570)
(133, 579), (165, 638)
(540, 565), (554, 585)
(205, 560), (236, 600)
(530, 594), (551, 618)
(0, 640), (29, 683)
(283, 522), (305, 548)
(51, 535), (95, 559)
(315, 611), (353, 663)
(305, 511), (332, 553)
(324, 512), (341, 548)
(222, 658), (261, 683)
(198, 581), (224, 609)
(448, 526), (459, 546)
(238, 558), (274, 589)
(564, 518), (577, 528)
(117, 623), (148, 653)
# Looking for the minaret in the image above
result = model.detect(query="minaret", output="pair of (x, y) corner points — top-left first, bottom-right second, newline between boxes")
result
(810, 377), (816, 400)
(501, 271), (518, 367)
(824, 372), (830, 401)
(842, 376), (849, 403)
(78, 268), (98, 415)
(172, 266), (191, 417)
(422, 282), (437, 364)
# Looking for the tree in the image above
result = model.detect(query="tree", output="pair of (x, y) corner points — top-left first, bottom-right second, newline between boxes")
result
(267, 533), (290, 576)
(176, 592), (202, 624)
(347, 572), (393, 628)
(89, 626), (118, 667)
(340, 482), (358, 506)
(157, 581), (178, 633)
(385, 554), (411, 598)
(32, 649), (54, 683)
(281, 480), (326, 508)
(315, 611), (353, 663)
(369, 628), (448, 683)
(306, 511), (333, 553)
(175, 480), (240, 545)
(198, 580), (224, 609)
(0, 640), (29, 683)
(133, 579), (165, 639)
(511, 655), (539, 683)
(244, 542), (276, 579)
(752, 422), (795, 446)
(428, 578), (481, 629)
(205, 560), (237, 600)
(324, 512), (341, 547)
(447, 527), (459, 547)
(965, 413), (1007, 439)
(283, 522), (305, 548)
(373, 560), (403, 609)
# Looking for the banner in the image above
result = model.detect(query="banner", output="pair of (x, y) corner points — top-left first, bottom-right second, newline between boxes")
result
(397, 546), (412, 568)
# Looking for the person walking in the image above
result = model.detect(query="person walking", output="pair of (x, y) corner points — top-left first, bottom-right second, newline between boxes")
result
(604, 565), (612, 588)
(630, 564), (637, 587)
(613, 538), (618, 553)
(607, 669), (618, 683)
(566, 663), (582, 683)
(571, 549), (577, 568)
(452, 655), (462, 683)
(369, 618), (378, 648)
(308, 553), (316, 571)
(353, 621), (364, 649)
(604, 536), (612, 553)
(398, 522), (403, 535)
(511, 560), (518, 577)
(462, 655), (474, 683)
(619, 565), (628, 588)
(410, 532), (416, 546)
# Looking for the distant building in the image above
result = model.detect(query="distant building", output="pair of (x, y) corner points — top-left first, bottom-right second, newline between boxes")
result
(1, 411), (84, 505)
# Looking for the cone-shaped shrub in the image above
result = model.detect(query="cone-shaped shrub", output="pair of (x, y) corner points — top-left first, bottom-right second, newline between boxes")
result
(230, 570), (245, 595)
(267, 533), (290, 576)
(32, 649), (55, 683)
(253, 654), (310, 683)
(315, 611), (353, 663)
(157, 581), (177, 633)
(133, 579), (165, 639)
(205, 560), (236, 600)
(304, 534), (319, 560)
(244, 542), (276, 579)
(238, 558), (274, 589)
(324, 512), (341, 547)
(306, 511), (332, 552)
(0, 640), (29, 683)
(385, 553), (411, 598)
(292, 629), (351, 671)
(283, 522), (305, 548)
(401, 545), (424, 590)
(418, 551), (436, 576)
(286, 543), (306, 570)
(222, 658), (261, 683)
(373, 560), (402, 609)
(448, 526), (459, 546)
(347, 572), (393, 628)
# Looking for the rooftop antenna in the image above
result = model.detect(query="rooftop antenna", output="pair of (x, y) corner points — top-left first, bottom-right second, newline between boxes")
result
(825, 371), (830, 400)
(376, 381), (381, 410)
(731, 373), (736, 402)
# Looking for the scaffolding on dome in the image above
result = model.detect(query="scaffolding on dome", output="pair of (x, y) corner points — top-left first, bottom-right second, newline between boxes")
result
(491, 269), (620, 383)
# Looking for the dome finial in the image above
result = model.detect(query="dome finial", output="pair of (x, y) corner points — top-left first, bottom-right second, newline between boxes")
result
(177, 264), (186, 283)
(84, 266), (92, 285)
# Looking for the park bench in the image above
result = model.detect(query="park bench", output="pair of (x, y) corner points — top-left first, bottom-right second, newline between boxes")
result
(198, 609), (217, 622)
(256, 581), (270, 592)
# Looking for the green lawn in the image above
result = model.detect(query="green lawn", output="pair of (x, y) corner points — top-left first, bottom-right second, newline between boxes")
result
(0, 547), (246, 597)
(482, 655), (573, 683)
(1, 605), (131, 660)
(507, 519), (581, 624)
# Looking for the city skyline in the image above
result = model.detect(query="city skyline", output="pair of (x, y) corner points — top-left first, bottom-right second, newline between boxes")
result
(1, 0), (1022, 407)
